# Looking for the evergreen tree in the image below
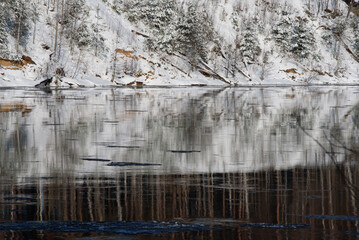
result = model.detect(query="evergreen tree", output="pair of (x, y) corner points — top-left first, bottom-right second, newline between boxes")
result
(273, 12), (317, 60)
(91, 7), (106, 56)
(0, 0), (32, 59)
(239, 21), (261, 64)
(8, 0), (31, 55)
(290, 18), (316, 59)
(153, 22), (177, 53)
(354, 33), (359, 56)
(75, 23), (91, 48)
(146, 0), (177, 52)
(125, 0), (148, 23)
(63, 0), (91, 49)
(352, 21), (359, 57)
(126, 0), (170, 28)
(147, 0), (175, 30)
(124, 1), (210, 63)
(272, 11), (293, 54)
(30, 2), (39, 44)
(175, 5), (208, 62)
(0, 2), (9, 58)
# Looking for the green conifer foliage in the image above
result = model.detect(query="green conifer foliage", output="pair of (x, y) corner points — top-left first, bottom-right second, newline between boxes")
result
(58, 0), (105, 53)
(125, 1), (210, 63)
(353, 22), (359, 57)
(272, 12), (317, 60)
(239, 22), (261, 64)
(290, 18), (316, 59)
(354, 33), (359, 56)
(175, 6), (207, 61)
(0, 0), (32, 59)
(0, 4), (9, 58)
(272, 11), (293, 53)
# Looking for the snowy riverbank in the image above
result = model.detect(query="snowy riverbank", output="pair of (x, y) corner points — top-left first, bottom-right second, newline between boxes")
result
(0, 0), (359, 87)
(1, 65), (358, 88)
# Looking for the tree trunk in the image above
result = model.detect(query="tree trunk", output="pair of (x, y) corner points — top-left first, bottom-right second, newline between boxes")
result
(54, 0), (59, 63)
(111, 51), (117, 82)
(57, 0), (65, 61)
(32, 4), (37, 44)
(16, 16), (21, 55)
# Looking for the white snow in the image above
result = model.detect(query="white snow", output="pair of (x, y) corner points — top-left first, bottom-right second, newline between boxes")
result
(0, 0), (358, 87)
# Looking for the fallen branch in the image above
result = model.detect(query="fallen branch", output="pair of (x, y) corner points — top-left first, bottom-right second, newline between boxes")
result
(131, 30), (149, 38)
(224, 66), (235, 76)
(198, 59), (234, 85)
(161, 58), (191, 77)
(169, 52), (234, 84)
(233, 65), (252, 81)
(217, 49), (251, 81)
(168, 52), (187, 61)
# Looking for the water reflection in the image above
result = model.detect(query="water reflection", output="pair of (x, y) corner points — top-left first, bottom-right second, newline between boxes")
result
(2, 86), (359, 175)
(0, 169), (358, 239)
(0, 86), (359, 239)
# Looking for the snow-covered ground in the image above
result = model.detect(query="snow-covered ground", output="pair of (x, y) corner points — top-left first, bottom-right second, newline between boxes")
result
(0, 0), (359, 87)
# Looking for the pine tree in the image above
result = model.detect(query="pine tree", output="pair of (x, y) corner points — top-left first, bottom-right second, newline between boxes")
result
(75, 23), (91, 48)
(0, 2), (9, 58)
(124, 1), (210, 62)
(147, 0), (177, 52)
(63, 0), (91, 49)
(273, 11), (317, 60)
(154, 22), (177, 53)
(8, 0), (31, 56)
(272, 11), (293, 54)
(175, 5), (207, 63)
(352, 21), (359, 57)
(0, 0), (33, 59)
(354, 33), (359, 56)
(146, 0), (175, 30)
(125, 0), (149, 23)
(91, 6), (106, 56)
(239, 21), (261, 64)
(125, 0), (178, 52)
(290, 18), (316, 59)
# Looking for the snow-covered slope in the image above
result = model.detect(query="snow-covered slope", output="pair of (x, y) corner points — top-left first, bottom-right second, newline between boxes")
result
(0, 0), (358, 87)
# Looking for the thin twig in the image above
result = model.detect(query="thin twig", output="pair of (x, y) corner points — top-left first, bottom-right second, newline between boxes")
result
(297, 125), (359, 200)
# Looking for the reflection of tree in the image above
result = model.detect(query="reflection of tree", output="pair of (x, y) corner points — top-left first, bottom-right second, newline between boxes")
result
(351, 105), (359, 129)
(163, 88), (227, 149)
(1, 169), (359, 239)
(1, 87), (359, 175)
(0, 87), (359, 239)
(0, 114), (29, 177)
(298, 120), (359, 202)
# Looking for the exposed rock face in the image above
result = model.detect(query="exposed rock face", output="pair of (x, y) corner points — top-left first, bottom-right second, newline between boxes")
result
(0, 56), (36, 69)
(21, 56), (36, 65)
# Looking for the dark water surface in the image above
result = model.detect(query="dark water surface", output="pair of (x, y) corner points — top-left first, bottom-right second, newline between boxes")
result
(0, 86), (359, 239)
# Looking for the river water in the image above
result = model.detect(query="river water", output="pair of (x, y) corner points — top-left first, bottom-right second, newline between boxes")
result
(0, 86), (358, 239)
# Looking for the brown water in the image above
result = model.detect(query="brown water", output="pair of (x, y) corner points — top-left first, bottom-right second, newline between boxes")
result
(0, 86), (358, 239)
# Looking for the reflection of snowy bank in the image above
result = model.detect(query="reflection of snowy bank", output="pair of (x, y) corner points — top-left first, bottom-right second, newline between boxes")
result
(0, 86), (359, 177)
